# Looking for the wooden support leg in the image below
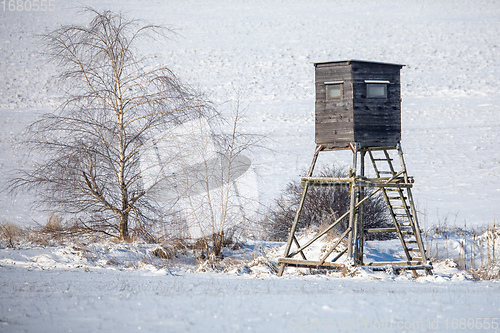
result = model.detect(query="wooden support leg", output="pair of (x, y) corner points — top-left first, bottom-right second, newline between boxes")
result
(355, 150), (366, 265)
(347, 144), (358, 259)
(278, 145), (323, 276)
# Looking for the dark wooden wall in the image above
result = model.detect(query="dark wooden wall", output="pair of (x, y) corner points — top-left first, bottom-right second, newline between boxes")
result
(352, 62), (401, 146)
(314, 60), (403, 149)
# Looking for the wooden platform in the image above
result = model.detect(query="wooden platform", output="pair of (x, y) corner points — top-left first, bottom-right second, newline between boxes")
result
(278, 257), (433, 271)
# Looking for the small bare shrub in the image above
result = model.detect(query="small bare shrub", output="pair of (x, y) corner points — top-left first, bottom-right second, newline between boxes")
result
(264, 164), (393, 241)
(193, 229), (241, 261)
(150, 245), (176, 260)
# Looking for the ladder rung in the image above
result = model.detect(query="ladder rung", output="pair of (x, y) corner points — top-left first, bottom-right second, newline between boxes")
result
(387, 196), (405, 200)
(398, 222), (412, 226)
(378, 171), (395, 175)
(395, 214), (411, 218)
(364, 261), (430, 268)
(406, 240), (418, 244)
(391, 206), (407, 210)
(401, 231), (414, 235)
(408, 248), (422, 252)
(372, 158), (393, 161)
(365, 227), (397, 233)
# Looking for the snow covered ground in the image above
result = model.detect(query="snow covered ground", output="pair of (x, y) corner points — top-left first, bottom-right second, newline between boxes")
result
(2, 264), (498, 332)
(1, 0), (500, 332)
(1, 231), (499, 332)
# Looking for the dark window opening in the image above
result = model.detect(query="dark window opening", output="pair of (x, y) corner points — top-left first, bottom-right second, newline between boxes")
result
(365, 80), (389, 99)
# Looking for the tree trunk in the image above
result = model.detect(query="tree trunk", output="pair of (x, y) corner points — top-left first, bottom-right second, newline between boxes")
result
(120, 212), (129, 241)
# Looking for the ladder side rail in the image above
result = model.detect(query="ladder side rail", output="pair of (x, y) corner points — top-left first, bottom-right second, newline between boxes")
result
(396, 144), (432, 275)
(397, 143), (410, 184)
(406, 188), (430, 264)
(383, 149), (396, 175)
(368, 150), (381, 177)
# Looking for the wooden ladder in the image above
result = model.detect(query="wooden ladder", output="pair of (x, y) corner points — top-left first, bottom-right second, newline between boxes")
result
(364, 145), (432, 275)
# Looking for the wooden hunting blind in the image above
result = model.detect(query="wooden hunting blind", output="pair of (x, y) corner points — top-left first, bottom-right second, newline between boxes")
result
(315, 60), (403, 150)
(278, 60), (432, 276)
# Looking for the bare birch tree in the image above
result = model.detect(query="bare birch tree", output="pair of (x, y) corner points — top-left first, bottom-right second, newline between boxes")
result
(181, 100), (262, 258)
(11, 9), (214, 241)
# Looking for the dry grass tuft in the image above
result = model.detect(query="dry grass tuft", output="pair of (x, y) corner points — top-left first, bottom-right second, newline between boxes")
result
(317, 222), (338, 242)
(0, 222), (25, 248)
(44, 213), (63, 232)
(340, 261), (361, 277)
(471, 260), (500, 280)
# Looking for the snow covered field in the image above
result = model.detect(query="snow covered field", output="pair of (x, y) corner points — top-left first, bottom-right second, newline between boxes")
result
(1, 0), (500, 332)
(1, 264), (498, 333)
(0, 233), (499, 332)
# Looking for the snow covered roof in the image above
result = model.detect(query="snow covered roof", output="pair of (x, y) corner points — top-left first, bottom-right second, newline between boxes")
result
(314, 60), (405, 68)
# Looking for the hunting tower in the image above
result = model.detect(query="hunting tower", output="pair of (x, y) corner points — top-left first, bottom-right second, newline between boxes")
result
(278, 60), (432, 276)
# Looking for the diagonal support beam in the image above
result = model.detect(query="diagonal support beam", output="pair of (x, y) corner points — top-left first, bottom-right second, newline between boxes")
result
(319, 227), (351, 265)
(285, 171), (404, 259)
(286, 186), (379, 258)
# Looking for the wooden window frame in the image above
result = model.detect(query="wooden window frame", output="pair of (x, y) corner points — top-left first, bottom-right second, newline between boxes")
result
(325, 81), (343, 100)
